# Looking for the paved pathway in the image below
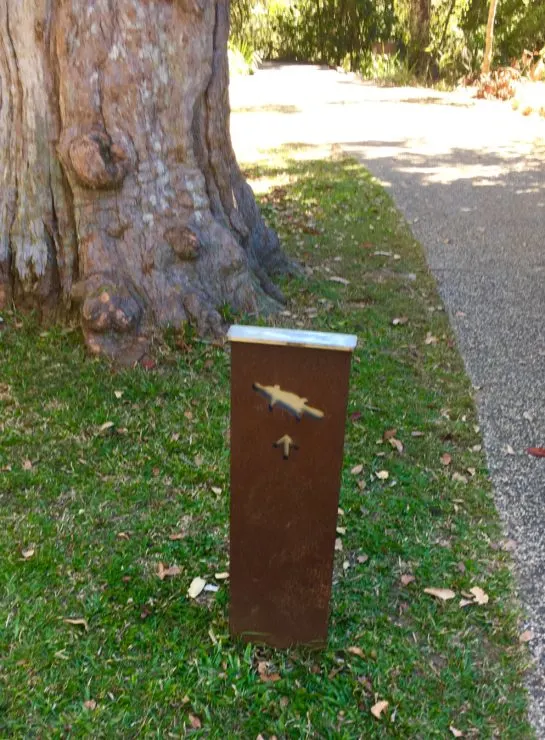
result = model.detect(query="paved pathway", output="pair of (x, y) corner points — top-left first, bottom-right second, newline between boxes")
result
(231, 64), (545, 735)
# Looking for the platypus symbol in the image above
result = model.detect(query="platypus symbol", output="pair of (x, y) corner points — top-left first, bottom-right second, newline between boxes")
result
(253, 383), (324, 421)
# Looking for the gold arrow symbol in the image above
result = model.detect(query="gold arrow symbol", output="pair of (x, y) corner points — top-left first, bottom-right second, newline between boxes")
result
(274, 435), (298, 460)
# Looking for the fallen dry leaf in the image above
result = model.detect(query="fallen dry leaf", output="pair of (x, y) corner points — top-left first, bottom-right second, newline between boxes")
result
(505, 445), (515, 455)
(441, 453), (452, 466)
(425, 333), (438, 345)
(83, 699), (97, 711)
(424, 588), (456, 602)
(400, 574), (415, 586)
(351, 464), (363, 475)
(22, 459), (33, 471)
(114, 390), (124, 399)
(450, 727), (464, 738)
(328, 276), (350, 286)
(117, 532), (130, 540)
(63, 617), (89, 631)
(184, 410), (194, 420)
(169, 533), (186, 541)
(98, 421), (115, 434)
(140, 357), (157, 371)
(211, 486), (222, 495)
(257, 661), (281, 682)
(519, 630), (535, 643)
(215, 572), (229, 580)
(383, 428), (397, 440)
(357, 480), (367, 492)
(459, 599), (474, 608)
(188, 714), (202, 729)
(389, 438), (404, 454)
(347, 646), (365, 657)
(470, 586), (489, 605)
(376, 470), (389, 481)
(357, 554), (369, 564)
(187, 576), (206, 599)
(335, 537), (343, 551)
(336, 526), (346, 535)
(22, 548), (35, 560)
(392, 316), (409, 326)
(528, 447), (545, 458)
(157, 563), (181, 580)
(371, 700), (389, 719)
(452, 473), (468, 484)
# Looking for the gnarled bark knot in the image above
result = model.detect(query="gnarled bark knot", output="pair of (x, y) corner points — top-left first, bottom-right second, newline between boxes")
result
(69, 132), (132, 190)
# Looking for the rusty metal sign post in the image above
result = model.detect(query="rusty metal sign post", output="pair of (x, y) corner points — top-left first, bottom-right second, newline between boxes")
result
(228, 325), (357, 648)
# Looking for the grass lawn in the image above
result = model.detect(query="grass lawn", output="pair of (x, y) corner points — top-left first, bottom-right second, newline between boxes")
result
(0, 150), (532, 738)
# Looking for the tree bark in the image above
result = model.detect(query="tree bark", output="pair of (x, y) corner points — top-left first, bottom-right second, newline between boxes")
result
(482, 0), (498, 74)
(0, 0), (293, 362)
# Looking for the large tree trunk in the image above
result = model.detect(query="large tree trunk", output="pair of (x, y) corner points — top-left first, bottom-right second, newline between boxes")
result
(0, 0), (292, 362)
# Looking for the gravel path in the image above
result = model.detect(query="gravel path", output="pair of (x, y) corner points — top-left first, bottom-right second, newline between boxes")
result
(231, 63), (545, 735)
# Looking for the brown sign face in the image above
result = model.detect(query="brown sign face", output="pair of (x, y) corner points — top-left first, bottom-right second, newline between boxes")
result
(229, 326), (356, 648)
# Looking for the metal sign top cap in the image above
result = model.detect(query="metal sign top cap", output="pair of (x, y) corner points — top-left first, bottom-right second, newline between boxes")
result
(227, 325), (358, 352)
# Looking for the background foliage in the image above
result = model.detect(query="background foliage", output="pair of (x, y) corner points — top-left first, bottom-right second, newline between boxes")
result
(230, 0), (545, 82)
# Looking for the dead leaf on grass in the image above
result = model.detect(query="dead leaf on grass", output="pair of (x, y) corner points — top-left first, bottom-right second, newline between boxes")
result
(347, 646), (365, 657)
(376, 470), (389, 481)
(441, 453), (452, 466)
(22, 459), (33, 470)
(336, 526), (346, 535)
(424, 588), (456, 601)
(98, 421), (115, 434)
(389, 438), (404, 454)
(257, 661), (281, 682)
(335, 538), (343, 551)
(169, 533), (186, 541)
(371, 700), (389, 719)
(157, 563), (182, 580)
(357, 554), (369, 564)
(351, 464), (363, 475)
(400, 574), (415, 586)
(452, 473), (468, 484)
(63, 617), (89, 631)
(328, 276), (350, 286)
(215, 572), (229, 580)
(187, 576), (206, 599)
(188, 713), (202, 729)
(450, 726), (464, 738)
(211, 486), (222, 495)
(383, 428), (397, 440)
(114, 390), (124, 399)
(22, 548), (35, 559)
(425, 333), (438, 345)
(470, 587), (489, 605)
(519, 630), (535, 643)
(83, 699), (97, 711)
(392, 317), (409, 326)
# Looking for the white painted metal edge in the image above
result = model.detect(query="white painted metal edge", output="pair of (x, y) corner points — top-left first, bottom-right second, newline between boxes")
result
(227, 325), (358, 351)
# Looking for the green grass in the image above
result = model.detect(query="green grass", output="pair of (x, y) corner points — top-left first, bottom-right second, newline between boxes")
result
(0, 151), (532, 738)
